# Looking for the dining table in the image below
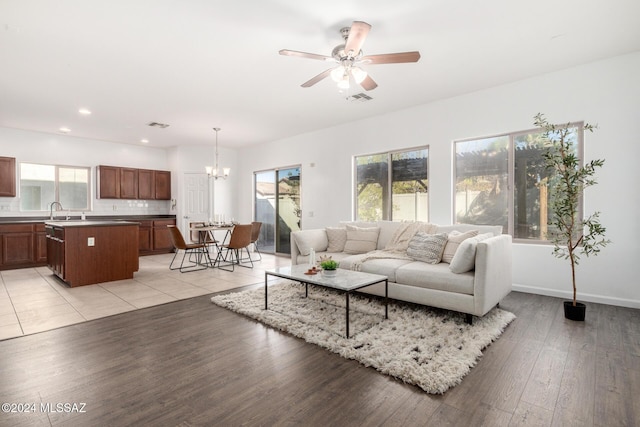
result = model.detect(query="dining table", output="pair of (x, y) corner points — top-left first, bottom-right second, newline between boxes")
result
(189, 223), (235, 267)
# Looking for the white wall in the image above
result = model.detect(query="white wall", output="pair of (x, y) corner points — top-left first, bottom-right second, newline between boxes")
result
(0, 127), (172, 217)
(236, 52), (640, 309)
(170, 145), (238, 232)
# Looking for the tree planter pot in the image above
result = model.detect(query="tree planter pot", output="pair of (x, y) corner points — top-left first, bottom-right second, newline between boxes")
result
(564, 301), (586, 321)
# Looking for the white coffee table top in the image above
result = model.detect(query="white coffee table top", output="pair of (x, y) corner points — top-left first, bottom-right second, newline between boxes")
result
(267, 265), (387, 292)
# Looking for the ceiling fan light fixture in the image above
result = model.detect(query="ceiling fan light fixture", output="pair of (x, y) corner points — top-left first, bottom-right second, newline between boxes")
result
(330, 66), (345, 82)
(337, 74), (350, 90)
(351, 66), (368, 84)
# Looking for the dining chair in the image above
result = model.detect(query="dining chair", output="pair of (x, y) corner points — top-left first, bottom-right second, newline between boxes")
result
(249, 221), (262, 261)
(217, 224), (253, 271)
(167, 225), (212, 272)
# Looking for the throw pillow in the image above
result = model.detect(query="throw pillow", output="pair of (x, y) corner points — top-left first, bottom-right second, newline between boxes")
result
(406, 232), (448, 264)
(292, 229), (328, 256)
(441, 230), (479, 263)
(326, 227), (347, 252)
(343, 225), (380, 254)
(449, 233), (493, 273)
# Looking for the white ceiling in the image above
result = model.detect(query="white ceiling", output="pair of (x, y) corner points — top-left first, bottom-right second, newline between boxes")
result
(1, 0), (639, 149)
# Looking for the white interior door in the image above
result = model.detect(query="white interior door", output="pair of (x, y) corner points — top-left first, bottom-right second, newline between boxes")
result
(182, 172), (209, 243)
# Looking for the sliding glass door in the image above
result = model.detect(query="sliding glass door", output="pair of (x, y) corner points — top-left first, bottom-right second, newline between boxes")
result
(254, 166), (301, 255)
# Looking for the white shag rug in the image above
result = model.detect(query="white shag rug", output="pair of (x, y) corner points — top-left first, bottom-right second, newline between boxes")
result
(211, 282), (515, 394)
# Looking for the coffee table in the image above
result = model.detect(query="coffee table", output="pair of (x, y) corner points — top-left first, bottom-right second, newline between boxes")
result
(264, 265), (388, 338)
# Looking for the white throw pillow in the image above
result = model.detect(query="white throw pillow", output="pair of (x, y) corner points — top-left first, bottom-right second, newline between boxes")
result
(326, 227), (347, 252)
(406, 232), (448, 264)
(343, 225), (380, 254)
(292, 229), (328, 256)
(442, 230), (479, 263)
(449, 233), (492, 273)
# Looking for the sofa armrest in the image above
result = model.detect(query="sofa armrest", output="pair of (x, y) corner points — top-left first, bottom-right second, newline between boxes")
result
(473, 234), (513, 316)
(290, 228), (329, 265)
(290, 233), (301, 265)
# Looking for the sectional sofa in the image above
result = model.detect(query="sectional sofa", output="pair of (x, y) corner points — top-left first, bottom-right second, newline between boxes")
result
(290, 221), (512, 323)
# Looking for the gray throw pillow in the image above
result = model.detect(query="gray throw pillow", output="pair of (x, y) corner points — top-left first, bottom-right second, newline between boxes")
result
(406, 232), (448, 264)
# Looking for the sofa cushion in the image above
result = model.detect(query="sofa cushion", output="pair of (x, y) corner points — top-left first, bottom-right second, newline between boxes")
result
(292, 229), (328, 256)
(296, 251), (351, 267)
(375, 221), (404, 250)
(344, 225), (380, 254)
(406, 232), (448, 264)
(436, 224), (503, 237)
(396, 262), (475, 295)
(339, 254), (411, 282)
(326, 227), (347, 252)
(442, 230), (479, 263)
(449, 233), (493, 273)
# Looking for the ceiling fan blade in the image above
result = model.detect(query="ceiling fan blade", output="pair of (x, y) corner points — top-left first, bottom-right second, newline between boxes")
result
(344, 21), (371, 57)
(279, 49), (333, 62)
(360, 51), (421, 64)
(301, 68), (335, 88)
(360, 75), (378, 91)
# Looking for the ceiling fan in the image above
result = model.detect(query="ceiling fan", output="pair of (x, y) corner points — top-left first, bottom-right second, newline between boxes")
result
(279, 21), (420, 91)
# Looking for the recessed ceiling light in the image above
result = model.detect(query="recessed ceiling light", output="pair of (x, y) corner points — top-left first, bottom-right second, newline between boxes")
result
(59, 127), (71, 133)
(140, 139), (149, 144)
(78, 108), (92, 115)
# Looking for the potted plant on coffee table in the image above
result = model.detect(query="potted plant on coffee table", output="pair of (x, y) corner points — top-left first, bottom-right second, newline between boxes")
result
(534, 113), (610, 321)
(320, 259), (339, 277)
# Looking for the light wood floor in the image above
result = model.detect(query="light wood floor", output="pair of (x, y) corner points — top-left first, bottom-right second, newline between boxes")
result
(0, 282), (638, 426)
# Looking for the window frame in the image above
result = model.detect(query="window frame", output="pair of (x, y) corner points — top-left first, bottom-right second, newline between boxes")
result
(19, 162), (92, 212)
(353, 145), (429, 222)
(453, 122), (585, 243)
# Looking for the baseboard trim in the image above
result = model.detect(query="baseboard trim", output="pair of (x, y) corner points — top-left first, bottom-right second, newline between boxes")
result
(512, 284), (640, 310)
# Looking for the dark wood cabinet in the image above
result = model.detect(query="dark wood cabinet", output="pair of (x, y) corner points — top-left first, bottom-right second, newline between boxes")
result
(138, 220), (153, 252)
(35, 223), (47, 263)
(0, 156), (16, 197)
(97, 165), (120, 199)
(120, 168), (139, 199)
(138, 169), (155, 200)
(97, 165), (170, 200)
(138, 219), (175, 255)
(46, 222), (139, 287)
(0, 224), (35, 267)
(154, 170), (171, 200)
(152, 219), (175, 251)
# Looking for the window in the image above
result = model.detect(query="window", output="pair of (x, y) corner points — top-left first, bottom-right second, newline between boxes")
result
(454, 123), (584, 241)
(355, 147), (428, 222)
(20, 163), (90, 211)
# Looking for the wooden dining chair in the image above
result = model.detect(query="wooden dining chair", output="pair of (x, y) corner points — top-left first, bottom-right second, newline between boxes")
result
(217, 224), (253, 271)
(167, 225), (212, 272)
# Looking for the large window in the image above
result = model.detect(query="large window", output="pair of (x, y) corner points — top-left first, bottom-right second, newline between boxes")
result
(454, 123), (584, 241)
(355, 147), (429, 222)
(20, 163), (90, 211)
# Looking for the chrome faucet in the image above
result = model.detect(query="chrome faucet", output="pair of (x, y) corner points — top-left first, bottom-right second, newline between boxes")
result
(49, 201), (64, 220)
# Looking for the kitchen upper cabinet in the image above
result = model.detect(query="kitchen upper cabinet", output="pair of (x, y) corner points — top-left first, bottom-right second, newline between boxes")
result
(138, 169), (155, 200)
(97, 166), (170, 200)
(97, 165), (120, 199)
(0, 156), (16, 197)
(154, 170), (171, 200)
(120, 167), (139, 199)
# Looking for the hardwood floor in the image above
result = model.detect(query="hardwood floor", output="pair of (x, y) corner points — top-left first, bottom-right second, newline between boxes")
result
(0, 288), (638, 426)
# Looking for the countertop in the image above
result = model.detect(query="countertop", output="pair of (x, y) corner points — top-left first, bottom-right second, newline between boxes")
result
(45, 220), (141, 228)
(0, 215), (176, 224)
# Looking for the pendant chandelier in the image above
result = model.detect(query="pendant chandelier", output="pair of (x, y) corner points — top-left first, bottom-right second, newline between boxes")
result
(205, 127), (230, 179)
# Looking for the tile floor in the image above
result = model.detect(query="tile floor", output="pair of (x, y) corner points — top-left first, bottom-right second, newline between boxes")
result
(0, 252), (290, 340)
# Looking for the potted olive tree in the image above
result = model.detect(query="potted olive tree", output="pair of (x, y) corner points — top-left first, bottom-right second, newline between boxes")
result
(534, 113), (609, 321)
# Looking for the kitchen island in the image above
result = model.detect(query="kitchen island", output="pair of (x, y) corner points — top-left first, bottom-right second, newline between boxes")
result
(45, 220), (139, 287)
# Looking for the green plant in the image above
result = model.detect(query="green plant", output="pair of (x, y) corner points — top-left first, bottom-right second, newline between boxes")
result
(534, 113), (610, 306)
(320, 259), (339, 270)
